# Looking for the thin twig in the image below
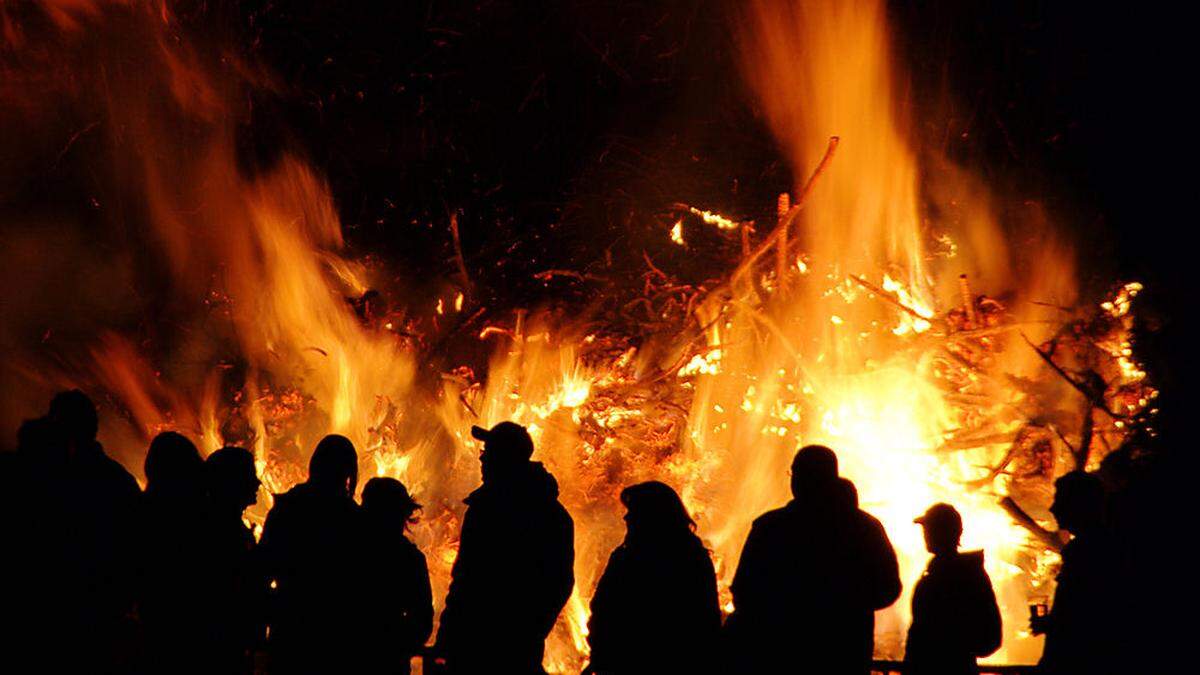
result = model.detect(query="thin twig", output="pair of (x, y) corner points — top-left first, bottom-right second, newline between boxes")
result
(449, 210), (471, 290)
(729, 136), (839, 286)
(848, 274), (931, 322)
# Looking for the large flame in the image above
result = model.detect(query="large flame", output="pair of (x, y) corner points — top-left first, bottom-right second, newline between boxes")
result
(1, 1), (1152, 671)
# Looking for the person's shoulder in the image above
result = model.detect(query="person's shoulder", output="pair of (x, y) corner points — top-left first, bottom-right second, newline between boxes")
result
(606, 543), (632, 565)
(752, 505), (793, 529)
(552, 497), (573, 523)
(268, 483), (308, 513)
(96, 451), (140, 495)
(398, 534), (425, 559)
(853, 507), (888, 533)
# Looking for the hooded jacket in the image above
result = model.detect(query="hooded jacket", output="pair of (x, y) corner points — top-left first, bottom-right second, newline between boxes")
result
(259, 481), (363, 673)
(905, 550), (1002, 675)
(587, 531), (721, 674)
(436, 461), (574, 673)
(726, 494), (901, 674)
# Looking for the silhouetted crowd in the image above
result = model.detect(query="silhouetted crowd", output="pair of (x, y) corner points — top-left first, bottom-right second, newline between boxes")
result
(0, 390), (1136, 674)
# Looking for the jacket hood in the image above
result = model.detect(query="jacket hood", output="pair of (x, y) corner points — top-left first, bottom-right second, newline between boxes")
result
(465, 461), (560, 505)
(929, 548), (985, 575)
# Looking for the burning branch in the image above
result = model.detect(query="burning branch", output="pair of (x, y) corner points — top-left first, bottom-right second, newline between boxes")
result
(999, 496), (1063, 552)
(449, 210), (472, 291)
(1019, 332), (1119, 420)
(730, 136), (839, 286)
(849, 274), (934, 324)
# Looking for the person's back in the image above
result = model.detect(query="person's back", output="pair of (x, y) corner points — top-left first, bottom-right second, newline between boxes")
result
(360, 477), (433, 675)
(725, 446), (900, 674)
(137, 431), (215, 675)
(435, 422), (574, 674)
(2, 417), (72, 668)
(50, 391), (141, 673)
(905, 504), (1001, 675)
(1035, 472), (1121, 674)
(260, 434), (363, 675)
(586, 482), (720, 675)
(204, 446), (267, 675)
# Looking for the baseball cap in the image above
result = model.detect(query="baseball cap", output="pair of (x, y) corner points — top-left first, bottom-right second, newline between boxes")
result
(914, 502), (963, 535)
(470, 421), (534, 460)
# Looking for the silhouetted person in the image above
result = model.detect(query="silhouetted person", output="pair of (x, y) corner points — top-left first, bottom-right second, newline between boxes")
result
(205, 446), (267, 674)
(1033, 471), (1125, 674)
(360, 477), (434, 675)
(259, 434), (363, 675)
(47, 390), (141, 673)
(433, 422), (575, 674)
(137, 431), (214, 675)
(1, 416), (71, 668)
(585, 481), (721, 675)
(904, 503), (1001, 675)
(725, 445), (901, 674)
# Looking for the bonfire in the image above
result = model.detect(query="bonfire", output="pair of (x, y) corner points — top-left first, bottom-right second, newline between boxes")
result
(0, 0), (1158, 671)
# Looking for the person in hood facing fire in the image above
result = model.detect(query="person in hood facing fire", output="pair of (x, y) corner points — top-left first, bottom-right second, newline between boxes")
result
(584, 481), (721, 675)
(904, 503), (1002, 675)
(137, 431), (214, 675)
(259, 434), (362, 675)
(724, 445), (901, 673)
(432, 421), (575, 674)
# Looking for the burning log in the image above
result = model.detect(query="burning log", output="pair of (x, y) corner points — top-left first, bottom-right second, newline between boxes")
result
(849, 274), (936, 325)
(958, 274), (978, 330)
(999, 496), (1063, 553)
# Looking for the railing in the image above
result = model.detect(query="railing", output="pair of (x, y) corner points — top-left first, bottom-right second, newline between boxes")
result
(872, 661), (1035, 674)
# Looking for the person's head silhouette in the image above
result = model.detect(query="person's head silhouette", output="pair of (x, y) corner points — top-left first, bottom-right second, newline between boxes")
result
(790, 444), (838, 499)
(309, 434), (358, 496)
(205, 446), (260, 514)
(17, 416), (68, 469)
(470, 421), (534, 484)
(915, 502), (962, 556)
(48, 389), (99, 446)
(620, 480), (695, 542)
(1050, 471), (1104, 535)
(362, 476), (421, 528)
(837, 477), (859, 510)
(144, 431), (204, 500)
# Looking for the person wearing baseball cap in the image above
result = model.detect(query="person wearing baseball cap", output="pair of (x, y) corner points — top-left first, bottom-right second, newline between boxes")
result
(905, 503), (1001, 674)
(432, 421), (574, 674)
